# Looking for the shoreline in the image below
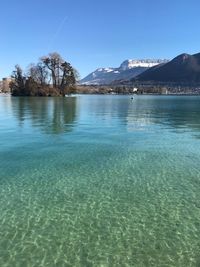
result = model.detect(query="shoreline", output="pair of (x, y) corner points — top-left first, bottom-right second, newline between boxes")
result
(1, 92), (200, 97)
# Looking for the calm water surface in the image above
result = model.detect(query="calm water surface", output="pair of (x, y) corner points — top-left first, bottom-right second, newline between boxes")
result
(0, 95), (200, 266)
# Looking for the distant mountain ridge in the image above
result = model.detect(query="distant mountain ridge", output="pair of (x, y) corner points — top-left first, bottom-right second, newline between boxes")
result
(134, 53), (200, 83)
(80, 59), (169, 85)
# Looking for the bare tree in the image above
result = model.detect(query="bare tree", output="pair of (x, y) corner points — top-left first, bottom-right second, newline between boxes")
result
(41, 52), (76, 93)
(28, 63), (49, 86)
(41, 52), (63, 87)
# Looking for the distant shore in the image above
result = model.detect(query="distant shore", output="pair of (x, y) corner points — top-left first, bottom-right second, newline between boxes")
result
(2, 84), (200, 96)
(1, 91), (200, 96)
(75, 85), (200, 95)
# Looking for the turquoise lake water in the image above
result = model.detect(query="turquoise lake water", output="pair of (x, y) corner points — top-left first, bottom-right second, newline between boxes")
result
(0, 94), (200, 266)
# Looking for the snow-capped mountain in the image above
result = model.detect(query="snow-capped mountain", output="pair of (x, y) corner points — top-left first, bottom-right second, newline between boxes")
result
(80, 59), (169, 85)
(119, 59), (167, 70)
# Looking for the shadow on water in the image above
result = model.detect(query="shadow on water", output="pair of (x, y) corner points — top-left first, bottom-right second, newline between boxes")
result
(11, 97), (77, 134)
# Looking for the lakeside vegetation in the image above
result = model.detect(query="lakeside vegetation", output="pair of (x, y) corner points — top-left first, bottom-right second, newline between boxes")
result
(10, 52), (78, 96)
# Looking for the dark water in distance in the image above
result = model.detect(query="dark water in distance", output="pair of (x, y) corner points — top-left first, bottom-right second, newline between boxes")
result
(1, 95), (200, 266)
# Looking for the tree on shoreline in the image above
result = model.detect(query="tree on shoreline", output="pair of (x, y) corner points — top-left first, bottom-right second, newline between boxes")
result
(10, 65), (26, 96)
(41, 53), (76, 94)
(10, 52), (78, 96)
(28, 63), (49, 86)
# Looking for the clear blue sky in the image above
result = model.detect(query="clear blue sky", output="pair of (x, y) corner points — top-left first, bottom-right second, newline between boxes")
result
(1, 0), (200, 79)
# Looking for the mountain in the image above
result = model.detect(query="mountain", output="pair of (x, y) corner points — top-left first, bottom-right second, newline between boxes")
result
(134, 53), (200, 83)
(80, 59), (168, 85)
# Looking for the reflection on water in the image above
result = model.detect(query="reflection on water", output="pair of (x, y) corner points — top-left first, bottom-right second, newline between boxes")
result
(10, 97), (77, 134)
(1, 95), (200, 266)
(1, 95), (200, 135)
(75, 95), (200, 135)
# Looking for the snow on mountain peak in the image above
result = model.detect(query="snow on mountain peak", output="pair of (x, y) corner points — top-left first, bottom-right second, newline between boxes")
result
(96, 67), (114, 73)
(80, 58), (169, 85)
(120, 59), (168, 71)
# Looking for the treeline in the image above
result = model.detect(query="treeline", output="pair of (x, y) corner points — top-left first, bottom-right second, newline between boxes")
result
(10, 52), (78, 96)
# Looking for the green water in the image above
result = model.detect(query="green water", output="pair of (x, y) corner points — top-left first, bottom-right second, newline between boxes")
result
(1, 95), (200, 267)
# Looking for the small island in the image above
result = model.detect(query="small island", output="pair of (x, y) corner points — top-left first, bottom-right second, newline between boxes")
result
(10, 52), (77, 96)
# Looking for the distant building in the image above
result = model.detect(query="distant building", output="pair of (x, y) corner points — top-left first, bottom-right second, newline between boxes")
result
(0, 80), (2, 92)
(1, 77), (12, 93)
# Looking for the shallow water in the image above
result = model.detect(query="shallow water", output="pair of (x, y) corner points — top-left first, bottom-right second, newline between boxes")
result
(1, 95), (200, 266)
